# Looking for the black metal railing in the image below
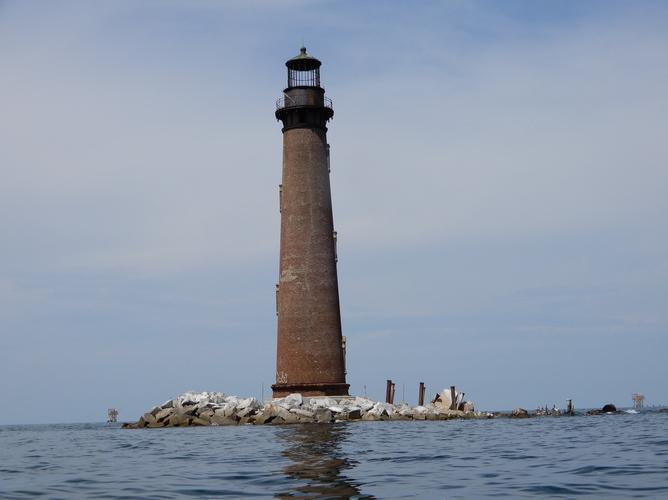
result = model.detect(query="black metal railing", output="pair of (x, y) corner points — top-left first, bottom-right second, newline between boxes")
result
(276, 95), (333, 111)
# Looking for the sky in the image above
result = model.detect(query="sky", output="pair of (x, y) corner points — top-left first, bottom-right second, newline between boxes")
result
(1, 0), (667, 424)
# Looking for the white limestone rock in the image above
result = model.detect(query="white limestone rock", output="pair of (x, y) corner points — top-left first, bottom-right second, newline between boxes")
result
(433, 388), (458, 409)
(283, 393), (303, 407)
(353, 397), (375, 412)
(224, 395), (240, 407)
(175, 391), (227, 407)
(290, 408), (315, 418)
(307, 397), (339, 409)
(236, 406), (257, 419)
(397, 404), (414, 418)
(237, 397), (260, 410)
(127, 390), (483, 428)
(369, 402), (394, 417)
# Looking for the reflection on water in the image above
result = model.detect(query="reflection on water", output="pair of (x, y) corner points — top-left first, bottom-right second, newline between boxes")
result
(275, 423), (373, 499)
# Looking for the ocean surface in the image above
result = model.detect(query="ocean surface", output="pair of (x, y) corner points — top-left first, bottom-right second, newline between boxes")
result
(1, 411), (667, 498)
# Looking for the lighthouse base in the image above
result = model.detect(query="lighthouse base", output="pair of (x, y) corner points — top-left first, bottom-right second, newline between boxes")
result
(271, 382), (350, 398)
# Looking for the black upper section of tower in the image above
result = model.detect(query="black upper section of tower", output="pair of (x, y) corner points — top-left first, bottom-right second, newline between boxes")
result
(276, 47), (334, 131)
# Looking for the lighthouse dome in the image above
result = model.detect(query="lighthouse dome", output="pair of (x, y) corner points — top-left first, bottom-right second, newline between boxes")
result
(286, 46), (322, 71)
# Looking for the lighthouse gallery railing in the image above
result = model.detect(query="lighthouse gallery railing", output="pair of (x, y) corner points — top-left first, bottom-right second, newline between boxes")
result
(276, 95), (333, 111)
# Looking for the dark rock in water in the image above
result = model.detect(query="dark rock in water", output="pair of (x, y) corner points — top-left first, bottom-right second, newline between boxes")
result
(587, 404), (618, 415)
(511, 408), (529, 418)
(660, 408), (668, 414)
(348, 408), (362, 420)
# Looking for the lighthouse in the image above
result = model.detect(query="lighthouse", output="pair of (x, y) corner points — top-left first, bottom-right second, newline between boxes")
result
(272, 47), (349, 397)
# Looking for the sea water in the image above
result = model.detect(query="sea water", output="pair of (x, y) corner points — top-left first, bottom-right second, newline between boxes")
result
(1, 411), (667, 498)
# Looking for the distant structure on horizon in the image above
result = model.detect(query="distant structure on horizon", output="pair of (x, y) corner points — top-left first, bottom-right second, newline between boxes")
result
(107, 408), (119, 423)
(272, 47), (349, 398)
(632, 393), (645, 409)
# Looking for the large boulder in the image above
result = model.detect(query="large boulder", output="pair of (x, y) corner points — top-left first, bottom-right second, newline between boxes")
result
(190, 417), (211, 426)
(362, 412), (381, 421)
(155, 408), (174, 422)
(282, 393), (303, 408)
(237, 397), (260, 411)
(315, 409), (333, 423)
(413, 406), (427, 420)
(432, 388), (458, 409)
(307, 397), (339, 410)
(142, 412), (157, 425)
(368, 402), (393, 417)
(219, 403), (237, 418)
(290, 408), (315, 419)
(347, 408), (362, 420)
(253, 412), (275, 425)
(198, 408), (215, 420)
(210, 411), (237, 426)
(588, 404), (618, 415)
(353, 397), (375, 412)
(236, 406), (257, 419)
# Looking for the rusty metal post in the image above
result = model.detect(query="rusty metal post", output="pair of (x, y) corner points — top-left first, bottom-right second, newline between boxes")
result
(450, 385), (457, 410)
(386, 379), (393, 404)
(418, 382), (425, 406)
(390, 382), (396, 405)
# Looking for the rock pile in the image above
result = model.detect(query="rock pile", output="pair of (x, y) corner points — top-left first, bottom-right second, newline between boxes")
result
(122, 390), (486, 428)
(586, 403), (619, 415)
(511, 408), (530, 418)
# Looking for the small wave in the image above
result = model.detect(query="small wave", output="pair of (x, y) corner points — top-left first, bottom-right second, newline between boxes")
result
(521, 484), (585, 495)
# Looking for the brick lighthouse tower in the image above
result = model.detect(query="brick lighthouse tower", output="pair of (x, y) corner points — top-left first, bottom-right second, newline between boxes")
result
(272, 47), (349, 398)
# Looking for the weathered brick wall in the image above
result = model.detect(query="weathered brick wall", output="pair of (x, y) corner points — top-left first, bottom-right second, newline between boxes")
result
(273, 125), (348, 397)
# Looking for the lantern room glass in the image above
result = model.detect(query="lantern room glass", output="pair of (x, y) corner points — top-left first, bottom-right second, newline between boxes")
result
(288, 67), (321, 88)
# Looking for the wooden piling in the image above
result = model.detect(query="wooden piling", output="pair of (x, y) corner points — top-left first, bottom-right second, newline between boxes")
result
(450, 386), (457, 410)
(418, 382), (425, 406)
